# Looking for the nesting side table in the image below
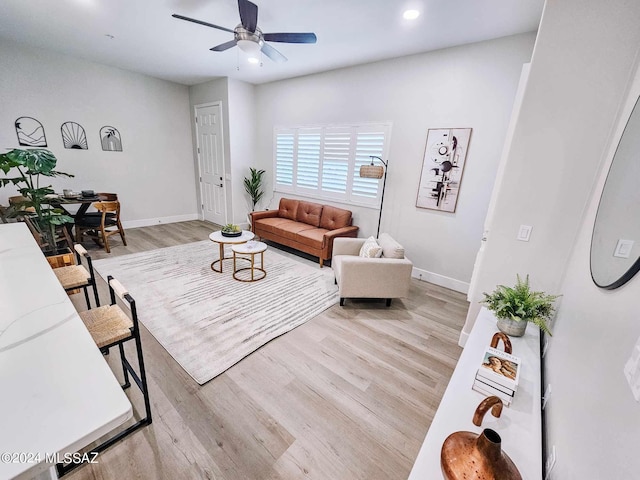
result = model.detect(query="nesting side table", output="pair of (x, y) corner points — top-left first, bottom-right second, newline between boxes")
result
(231, 241), (267, 282)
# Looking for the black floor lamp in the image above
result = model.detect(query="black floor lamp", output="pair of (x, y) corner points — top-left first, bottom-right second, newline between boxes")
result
(359, 155), (388, 238)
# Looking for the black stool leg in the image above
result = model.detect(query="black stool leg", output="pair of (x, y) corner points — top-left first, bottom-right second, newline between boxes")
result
(119, 343), (131, 389)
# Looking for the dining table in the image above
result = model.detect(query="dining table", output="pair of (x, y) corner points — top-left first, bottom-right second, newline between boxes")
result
(0, 222), (132, 479)
(49, 194), (101, 221)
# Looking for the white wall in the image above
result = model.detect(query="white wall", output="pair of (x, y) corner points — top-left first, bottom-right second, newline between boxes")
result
(0, 39), (198, 226)
(546, 68), (640, 479)
(459, 0), (640, 477)
(227, 78), (257, 225)
(462, 0), (640, 338)
(253, 33), (535, 290)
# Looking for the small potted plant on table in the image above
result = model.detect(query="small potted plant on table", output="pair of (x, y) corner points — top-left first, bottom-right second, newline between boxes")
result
(481, 274), (560, 337)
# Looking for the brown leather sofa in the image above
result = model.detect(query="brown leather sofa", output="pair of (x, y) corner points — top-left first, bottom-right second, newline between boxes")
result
(250, 198), (359, 267)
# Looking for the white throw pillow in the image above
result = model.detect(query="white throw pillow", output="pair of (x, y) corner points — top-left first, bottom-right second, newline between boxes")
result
(359, 236), (383, 258)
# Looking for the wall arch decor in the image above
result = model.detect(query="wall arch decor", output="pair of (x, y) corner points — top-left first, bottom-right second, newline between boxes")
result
(100, 126), (123, 152)
(61, 121), (88, 150)
(15, 116), (47, 147)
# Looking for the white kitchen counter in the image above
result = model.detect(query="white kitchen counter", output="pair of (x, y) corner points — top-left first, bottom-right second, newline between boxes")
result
(0, 223), (132, 479)
(408, 307), (542, 480)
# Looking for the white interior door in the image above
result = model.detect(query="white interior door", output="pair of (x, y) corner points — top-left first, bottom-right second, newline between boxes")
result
(195, 103), (226, 225)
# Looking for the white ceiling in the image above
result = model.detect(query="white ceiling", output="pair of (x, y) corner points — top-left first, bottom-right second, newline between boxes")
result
(0, 0), (544, 86)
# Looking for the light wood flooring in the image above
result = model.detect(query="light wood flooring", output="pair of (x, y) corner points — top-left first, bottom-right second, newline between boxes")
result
(66, 221), (469, 480)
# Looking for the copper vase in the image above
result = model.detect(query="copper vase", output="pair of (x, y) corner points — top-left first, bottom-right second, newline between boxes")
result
(441, 428), (522, 480)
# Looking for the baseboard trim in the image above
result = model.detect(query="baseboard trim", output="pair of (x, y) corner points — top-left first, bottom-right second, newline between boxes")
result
(458, 330), (470, 348)
(121, 213), (199, 229)
(411, 267), (469, 294)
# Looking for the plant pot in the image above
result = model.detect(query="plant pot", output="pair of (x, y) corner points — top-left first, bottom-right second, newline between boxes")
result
(496, 317), (527, 337)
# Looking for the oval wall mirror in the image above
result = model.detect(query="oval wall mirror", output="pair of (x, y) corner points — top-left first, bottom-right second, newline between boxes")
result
(591, 95), (640, 289)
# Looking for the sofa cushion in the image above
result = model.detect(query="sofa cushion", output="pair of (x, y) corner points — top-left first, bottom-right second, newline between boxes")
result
(278, 198), (299, 220)
(254, 217), (299, 234)
(320, 205), (352, 230)
(296, 200), (323, 227)
(359, 236), (383, 258)
(378, 233), (405, 259)
(296, 228), (329, 249)
(280, 222), (317, 241)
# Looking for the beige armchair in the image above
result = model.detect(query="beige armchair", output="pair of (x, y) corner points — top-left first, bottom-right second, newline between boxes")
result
(332, 233), (413, 307)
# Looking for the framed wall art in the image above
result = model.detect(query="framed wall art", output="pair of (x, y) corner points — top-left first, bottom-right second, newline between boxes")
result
(15, 116), (47, 147)
(416, 128), (472, 213)
(61, 121), (88, 149)
(100, 126), (123, 152)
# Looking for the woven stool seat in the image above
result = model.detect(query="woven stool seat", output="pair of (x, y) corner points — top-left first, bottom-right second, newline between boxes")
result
(79, 305), (133, 348)
(53, 265), (91, 289)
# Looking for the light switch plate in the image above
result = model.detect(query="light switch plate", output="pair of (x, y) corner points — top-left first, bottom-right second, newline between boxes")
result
(614, 239), (634, 258)
(517, 225), (532, 242)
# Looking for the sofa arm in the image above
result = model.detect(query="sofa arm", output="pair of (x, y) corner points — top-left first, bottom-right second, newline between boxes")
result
(250, 210), (279, 231)
(323, 225), (359, 258)
(333, 237), (365, 256)
(336, 256), (413, 299)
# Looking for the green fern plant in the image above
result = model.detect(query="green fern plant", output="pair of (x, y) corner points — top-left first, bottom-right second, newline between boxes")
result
(481, 274), (560, 335)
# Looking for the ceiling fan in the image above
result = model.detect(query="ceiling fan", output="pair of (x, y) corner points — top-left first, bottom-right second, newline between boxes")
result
(172, 0), (317, 63)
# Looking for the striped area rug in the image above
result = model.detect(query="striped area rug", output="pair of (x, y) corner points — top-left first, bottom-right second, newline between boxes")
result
(93, 240), (338, 384)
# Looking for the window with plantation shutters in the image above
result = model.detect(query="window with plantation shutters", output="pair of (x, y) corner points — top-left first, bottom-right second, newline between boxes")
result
(274, 123), (391, 207)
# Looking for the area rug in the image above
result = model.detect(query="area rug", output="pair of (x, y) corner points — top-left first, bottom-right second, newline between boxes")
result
(93, 240), (338, 384)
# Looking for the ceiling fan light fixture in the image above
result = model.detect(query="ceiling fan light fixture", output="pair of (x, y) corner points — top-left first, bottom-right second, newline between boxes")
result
(403, 9), (420, 20)
(247, 56), (260, 64)
(237, 39), (261, 56)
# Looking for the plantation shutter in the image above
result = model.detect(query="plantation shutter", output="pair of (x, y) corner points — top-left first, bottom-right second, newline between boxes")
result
(273, 123), (392, 207)
(275, 130), (295, 190)
(322, 127), (351, 197)
(352, 126), (388, 205)
(296, 128), (321, 192)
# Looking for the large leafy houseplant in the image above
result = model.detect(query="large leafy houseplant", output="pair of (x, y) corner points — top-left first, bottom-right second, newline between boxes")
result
(0, 149), (74, 253)
(243, 167), (265, 212)
(481, 274), (560, 336)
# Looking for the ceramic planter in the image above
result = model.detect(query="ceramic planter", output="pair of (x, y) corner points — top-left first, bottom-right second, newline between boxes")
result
(496, 317), (527, 337)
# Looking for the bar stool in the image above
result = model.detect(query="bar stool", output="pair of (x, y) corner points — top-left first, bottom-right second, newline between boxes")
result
(56, 275), (152, 477)
(52, 244), (100, 309)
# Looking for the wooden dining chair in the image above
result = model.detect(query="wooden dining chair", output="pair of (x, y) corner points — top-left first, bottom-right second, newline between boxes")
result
(52, 243), (100, 309)
(82, 193), (118, 220)
(56, 276), (152, 476)
(75, 200), (127, 253)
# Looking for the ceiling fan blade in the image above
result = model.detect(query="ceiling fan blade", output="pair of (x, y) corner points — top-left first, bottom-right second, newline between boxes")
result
(172, 14), (234, 34)
(263, 32), (317, 44)
(238, 0), (258, 33)
(261, 43), (288, 63)
(210, 39), (238, 52)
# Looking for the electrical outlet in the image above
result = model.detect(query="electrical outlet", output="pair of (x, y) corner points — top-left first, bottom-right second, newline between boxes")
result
(544, 445), (557, 480)
(542, 384), (552, 410)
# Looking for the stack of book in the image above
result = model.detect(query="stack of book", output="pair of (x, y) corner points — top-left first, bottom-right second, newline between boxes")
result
(472, 346), (521, 406)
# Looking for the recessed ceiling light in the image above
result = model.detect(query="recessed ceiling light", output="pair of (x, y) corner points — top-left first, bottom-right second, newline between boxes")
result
(403, 9), (420, 20)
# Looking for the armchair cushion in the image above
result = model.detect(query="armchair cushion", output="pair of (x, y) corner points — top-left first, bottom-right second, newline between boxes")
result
(359, 236), (383, 258)
(378, 233), (405, 259)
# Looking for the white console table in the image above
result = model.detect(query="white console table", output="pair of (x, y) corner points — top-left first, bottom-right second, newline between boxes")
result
(0, 223), (132, 479)
(408, 307), (542, 480)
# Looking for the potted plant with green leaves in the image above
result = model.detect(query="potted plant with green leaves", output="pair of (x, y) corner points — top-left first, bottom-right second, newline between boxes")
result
(0, 148), (74, 255)
(244, 167), (265, 212)
(481, 274), (560, 337)
(244, 167), (265, 230)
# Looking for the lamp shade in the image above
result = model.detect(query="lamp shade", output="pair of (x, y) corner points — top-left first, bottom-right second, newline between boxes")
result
(359, 164), (384, 179)
(237, 39), (261, 59)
